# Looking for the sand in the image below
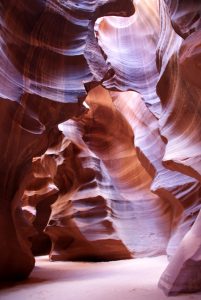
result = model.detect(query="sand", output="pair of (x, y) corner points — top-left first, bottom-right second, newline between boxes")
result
(0, 255), (200, 300)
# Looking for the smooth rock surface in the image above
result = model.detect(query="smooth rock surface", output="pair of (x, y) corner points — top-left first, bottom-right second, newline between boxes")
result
(1, 0), (201, 296)
(0, 0), (134, 280)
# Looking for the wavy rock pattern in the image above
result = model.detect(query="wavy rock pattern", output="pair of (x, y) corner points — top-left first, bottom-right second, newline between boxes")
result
(111, 90), (201, 257)
(1, 0), (201, 296)
(164, 0), (201, 38)
(44, 128), (133, 261)
(159, 210), (201, 295)
(156, 0), (201, 183)
(96, 0), (162, 116)
(156, 0), (201, 295)
(83, 86), (172, 255)
(95, 0), (201, 295)
(44, 85), (172, 261)
(0, 0), (134, 280)
(22, 150), (59, 256)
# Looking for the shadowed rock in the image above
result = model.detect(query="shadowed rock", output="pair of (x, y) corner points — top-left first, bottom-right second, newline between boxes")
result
(0, 0), (134, 280)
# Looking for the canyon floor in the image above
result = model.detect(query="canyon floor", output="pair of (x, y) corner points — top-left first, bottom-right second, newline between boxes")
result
(0, 255), (200, 300)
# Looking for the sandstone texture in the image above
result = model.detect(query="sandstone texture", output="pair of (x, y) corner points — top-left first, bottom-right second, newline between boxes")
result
(1, 0), (201, 296)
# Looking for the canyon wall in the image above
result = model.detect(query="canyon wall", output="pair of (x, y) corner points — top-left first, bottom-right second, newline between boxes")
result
(1, 0), (201, 295)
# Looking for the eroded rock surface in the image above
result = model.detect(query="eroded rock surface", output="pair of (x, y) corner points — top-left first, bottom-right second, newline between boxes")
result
(0, 0), (134, 280)
(1, 0), (201, 295)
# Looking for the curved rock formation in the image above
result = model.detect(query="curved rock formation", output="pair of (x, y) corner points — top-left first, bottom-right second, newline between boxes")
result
(111, 90), (201, 257)
(43, 86), (172, 261)
(164, 0), (201, 38)
(156, 1), (201, 294)
(44, 135), (133, 261)
(159, 210), (201, 295)
(22, 152), (59, 256)
(96, 0), (161, 116)
(80, 86), (172, 257)
(1, 0), (201, 296)
(94, 0), (201, 295)
(0, 0), (134, 280)
(155, 0), (201, 184)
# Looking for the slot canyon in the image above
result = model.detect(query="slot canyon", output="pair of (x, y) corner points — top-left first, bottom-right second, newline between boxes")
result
(0, 0), (201, 299)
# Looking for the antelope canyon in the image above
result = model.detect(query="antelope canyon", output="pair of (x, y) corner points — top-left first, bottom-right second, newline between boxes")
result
(0, 0), (201, 299)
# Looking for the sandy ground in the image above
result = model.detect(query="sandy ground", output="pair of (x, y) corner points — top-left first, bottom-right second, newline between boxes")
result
(0, 255), (200, 300)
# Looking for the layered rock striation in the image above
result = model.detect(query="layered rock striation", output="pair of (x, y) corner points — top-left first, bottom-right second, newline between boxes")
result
(1, 0), (201, 296)
(0, 0), (134, 280)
